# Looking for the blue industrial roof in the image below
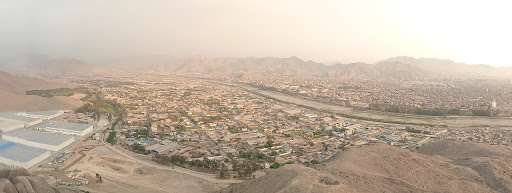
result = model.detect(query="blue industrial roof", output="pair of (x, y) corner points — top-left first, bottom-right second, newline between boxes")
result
(38, 122), (92, 132)
(150, 142), (179, 154)
(0, 140), (49, 162)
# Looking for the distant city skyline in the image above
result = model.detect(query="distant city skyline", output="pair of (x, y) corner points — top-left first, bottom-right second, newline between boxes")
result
(1, 0), (511, 67)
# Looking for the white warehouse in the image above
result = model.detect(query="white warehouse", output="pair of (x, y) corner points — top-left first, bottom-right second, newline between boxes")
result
(16, 110), (65, 120)
(0, 140), (50, 168)
(0, 119), (25, 133)
(2, 129), (75, 151)
(0, 112), (42, 132)
(36, 122), (93, 137)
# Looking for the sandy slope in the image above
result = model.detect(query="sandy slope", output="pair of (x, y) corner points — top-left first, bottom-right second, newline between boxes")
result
(0, 71), (72, 94)
(0, 91), (85, 112)
(70, 146), (233, 193)
(0, 70), (84, 112)
(417, 141), (512, 193)
(217, 141), (512, 193)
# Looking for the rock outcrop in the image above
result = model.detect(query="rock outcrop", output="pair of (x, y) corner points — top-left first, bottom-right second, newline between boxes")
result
(0, 166), (76, 193)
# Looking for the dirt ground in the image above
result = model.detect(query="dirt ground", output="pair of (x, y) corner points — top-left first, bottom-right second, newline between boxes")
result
(217, 141), (512, 193)
(54, 93), (87, 108)
(0, 91), (86, 112)
(65, 146), (231, 193)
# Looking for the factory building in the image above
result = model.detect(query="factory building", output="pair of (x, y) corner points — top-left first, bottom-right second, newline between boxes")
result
(2, 129), (75, 151)
(0, 113), (42, 132)
(343, 124), (363, 136)
(0, 140), (50, 168)
(36, 122), (93, 137)
(148, 142), (179, 154)
(16, 110), (65, 120)
(0, 119), (25, 133)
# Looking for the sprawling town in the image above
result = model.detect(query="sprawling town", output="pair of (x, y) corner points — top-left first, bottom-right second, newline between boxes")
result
(2, 74), (512, 192)
(218, 74), (512, 115)
(92, 74), (512, 175)
(3, 1), (512, 192)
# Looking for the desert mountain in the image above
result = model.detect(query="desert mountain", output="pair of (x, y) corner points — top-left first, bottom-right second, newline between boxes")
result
(0, 71), (70, 94)
(113, 56), (511, 79)
(0, 55), (121, 76)
(0, 70), (85, 112)
(327, 61), (440, 79)
(4, 55), (509, 79)
(114, 56), (439, 79)
(114, 56), (329, 77)
(217, 141), (512, 193)
(378, 56), (512, 78)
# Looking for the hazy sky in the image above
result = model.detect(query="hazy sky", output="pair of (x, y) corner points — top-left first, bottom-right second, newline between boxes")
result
(1, 0), (511, 66)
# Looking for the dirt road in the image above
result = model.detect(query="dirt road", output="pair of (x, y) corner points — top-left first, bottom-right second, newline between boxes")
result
(105, 145), (243, 184)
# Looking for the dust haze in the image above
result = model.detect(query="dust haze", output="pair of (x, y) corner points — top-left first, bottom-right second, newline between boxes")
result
(2, 1), (512, 193)
(1, 0), (511, 66)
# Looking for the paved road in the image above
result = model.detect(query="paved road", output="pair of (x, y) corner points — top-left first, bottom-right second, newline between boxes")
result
(189, 119), (229, 160)
(228, 115), (243, 126)
(198, 127), (229, 159)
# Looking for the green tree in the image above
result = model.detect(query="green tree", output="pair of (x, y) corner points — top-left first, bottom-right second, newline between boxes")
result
(131, 143), (146, 154)
(219, 163), (230, 178)
(231, 159), (239, 171)
(266, 140), (274, 150)
(269, 162), (281, 169)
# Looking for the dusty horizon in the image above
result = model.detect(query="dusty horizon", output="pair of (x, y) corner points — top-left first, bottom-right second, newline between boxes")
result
(1, 0), (511, 67)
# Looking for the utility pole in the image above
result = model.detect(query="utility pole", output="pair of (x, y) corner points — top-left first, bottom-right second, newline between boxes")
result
(50, 174), (58, 187)
(146, 101), (152, 137)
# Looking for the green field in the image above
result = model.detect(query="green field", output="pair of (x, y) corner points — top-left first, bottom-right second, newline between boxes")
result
(26, 88), (76, 98)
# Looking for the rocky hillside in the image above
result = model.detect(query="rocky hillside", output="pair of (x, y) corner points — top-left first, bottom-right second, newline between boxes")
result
(0, 166), (76, 193)
(113, 56), (329, 77)
(417, 141), (512, 193)
(4, 55), (509, 79)
(217, 141), (512, 193)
